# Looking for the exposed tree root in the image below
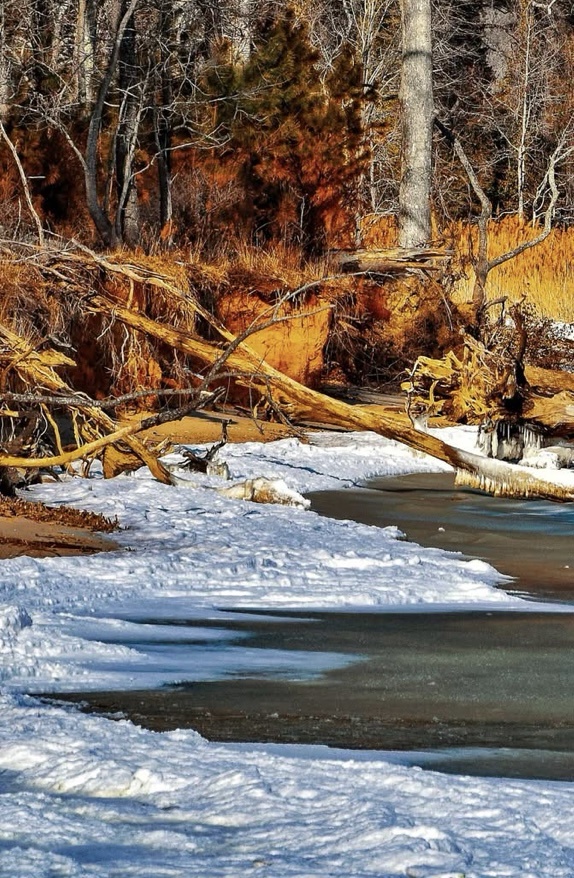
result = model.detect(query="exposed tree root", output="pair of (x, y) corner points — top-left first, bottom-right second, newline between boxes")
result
(87, 290), (574, 501)
(1, 247), (574, 501)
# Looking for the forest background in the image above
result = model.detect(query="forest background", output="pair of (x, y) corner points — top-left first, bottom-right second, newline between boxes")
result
(0, 0), (574, 414)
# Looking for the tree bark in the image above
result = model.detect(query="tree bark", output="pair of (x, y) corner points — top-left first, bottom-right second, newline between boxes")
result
(398, 0), (434, 249)
(84, 0), (139, 247)
(115, 1), (141, 247)
(74, 0), (96, 110)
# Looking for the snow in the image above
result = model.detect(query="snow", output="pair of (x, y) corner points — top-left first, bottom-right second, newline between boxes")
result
(1, 429), (573, 876)
(550, 321), (574, 342)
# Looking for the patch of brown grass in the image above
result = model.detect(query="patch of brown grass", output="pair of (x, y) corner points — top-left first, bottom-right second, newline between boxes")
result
(0, 495), (118, 532)
(448, 216), (574, 322)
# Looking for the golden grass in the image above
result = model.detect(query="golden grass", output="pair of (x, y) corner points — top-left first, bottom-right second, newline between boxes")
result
(448, 216), (574, 322)
(204, 240), (326, 288)
(357, 213), (574, 322)
(360, 214), (398, 249)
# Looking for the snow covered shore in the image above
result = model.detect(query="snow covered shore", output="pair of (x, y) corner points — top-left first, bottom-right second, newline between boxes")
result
(1, 430), (573, 877)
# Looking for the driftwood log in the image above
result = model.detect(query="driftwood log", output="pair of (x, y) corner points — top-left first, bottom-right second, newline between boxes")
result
(331, 247), (447, 274)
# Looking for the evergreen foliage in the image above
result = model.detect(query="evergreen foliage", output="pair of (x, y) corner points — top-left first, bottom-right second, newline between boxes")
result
(203, 9), (367, 252)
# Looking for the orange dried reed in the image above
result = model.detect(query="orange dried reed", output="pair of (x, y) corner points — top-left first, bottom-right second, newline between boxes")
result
(449, 216), (574, 322)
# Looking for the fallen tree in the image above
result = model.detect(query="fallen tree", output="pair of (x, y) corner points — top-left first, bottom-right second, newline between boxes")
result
(1, 246), (574, 501)
(83, 286), (574, 501)
(0, 318), (228, 487)
(331, 247), (447, 274)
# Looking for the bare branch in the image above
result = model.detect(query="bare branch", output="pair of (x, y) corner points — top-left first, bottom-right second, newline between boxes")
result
(0, 121), (45, 246)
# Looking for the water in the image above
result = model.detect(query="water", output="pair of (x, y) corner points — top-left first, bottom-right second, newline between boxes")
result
(310, 472), (574, 602)
(48, 473), (574, 781)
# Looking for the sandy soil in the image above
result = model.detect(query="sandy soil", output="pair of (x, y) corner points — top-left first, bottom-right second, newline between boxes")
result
(0, 517), (120, 559)
(0, 411), (297, 561)
(140, 409), (298, 446)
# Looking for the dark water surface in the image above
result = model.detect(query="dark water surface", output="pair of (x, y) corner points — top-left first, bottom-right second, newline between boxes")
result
(312, 472), (574, 602)
(50, 473), (574, 781)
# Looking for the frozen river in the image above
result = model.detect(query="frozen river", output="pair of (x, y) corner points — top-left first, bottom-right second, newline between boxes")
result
(51, 472), (574, 781)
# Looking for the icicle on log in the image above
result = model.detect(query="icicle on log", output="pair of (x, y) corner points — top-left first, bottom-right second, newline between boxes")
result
(88, 292), (574, 501)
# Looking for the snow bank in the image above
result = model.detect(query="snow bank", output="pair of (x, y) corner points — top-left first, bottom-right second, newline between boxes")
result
(0, 429), (571, 876)
(1, 691), (574, 877)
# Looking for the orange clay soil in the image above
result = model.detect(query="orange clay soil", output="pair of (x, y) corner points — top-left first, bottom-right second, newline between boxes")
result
(0, 411), (299, 560)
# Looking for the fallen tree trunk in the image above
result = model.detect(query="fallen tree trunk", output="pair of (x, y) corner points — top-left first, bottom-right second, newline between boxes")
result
(88, 292), (574, 501)
(331, 248), (447, 273)
(0, 400), (220, 474)
(6, 245), (574, 500)
(524, 365), (574, 396)
(523, 391), (574, 434)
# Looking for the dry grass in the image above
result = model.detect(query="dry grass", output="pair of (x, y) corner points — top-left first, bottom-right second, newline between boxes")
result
(0, 255), (74, 342)
(194, 240), (329, 291)
(356, 213), (574, 323)
(448, 216), (574, 322)
(6, 221), (569, 406)
(0, 496), (118, 532)
(359, 214), (398, 249)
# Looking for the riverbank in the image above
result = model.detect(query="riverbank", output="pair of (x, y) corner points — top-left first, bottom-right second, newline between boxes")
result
(2, 428), (574, 876)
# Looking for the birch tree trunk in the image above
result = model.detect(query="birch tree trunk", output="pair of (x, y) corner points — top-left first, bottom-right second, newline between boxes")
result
(84, 0), (140, 247)
(74, 0), (96, 108)
(115, 1), (141, 247)
(398, 0), (433, 249)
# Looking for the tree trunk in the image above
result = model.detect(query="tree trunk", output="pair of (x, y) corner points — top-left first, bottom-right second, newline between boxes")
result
(398, 0), (434, 249)
(74, 0), (96, 108)
(224, 0), (253, 62)
(155, 0), (174, 237)
(0, 2), (9, 120)
(115, 2), (140, 247)
(87, 287), (574, 501)
(84, 0), (139, 248)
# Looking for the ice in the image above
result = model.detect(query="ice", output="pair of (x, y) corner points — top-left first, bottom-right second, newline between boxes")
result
(0, 429), (572, 875)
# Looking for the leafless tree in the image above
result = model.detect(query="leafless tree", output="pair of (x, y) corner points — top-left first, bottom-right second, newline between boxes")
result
(487, 0), (565, 220)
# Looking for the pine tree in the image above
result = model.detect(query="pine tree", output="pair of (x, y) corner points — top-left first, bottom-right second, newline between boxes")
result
(204, 8), (367, 253)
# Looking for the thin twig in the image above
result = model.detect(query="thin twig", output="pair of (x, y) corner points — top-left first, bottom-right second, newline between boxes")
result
(0, 122), (45, 246)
